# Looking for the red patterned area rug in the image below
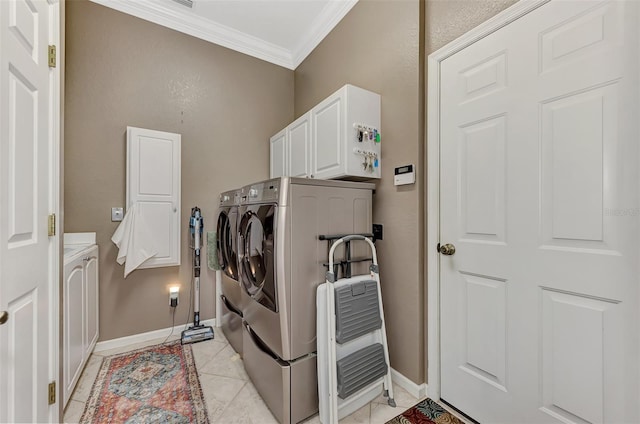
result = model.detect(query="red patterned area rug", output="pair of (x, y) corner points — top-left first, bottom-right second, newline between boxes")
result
(80, 341), (209, 424)
(386, 398), (465, 424)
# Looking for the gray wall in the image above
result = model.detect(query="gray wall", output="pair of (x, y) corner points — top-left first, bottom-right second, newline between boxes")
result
(64, 0), (293, 341)
(295, 0), (517, 384)
(295, 0), (425, 384)
(426, 0), (518, 54)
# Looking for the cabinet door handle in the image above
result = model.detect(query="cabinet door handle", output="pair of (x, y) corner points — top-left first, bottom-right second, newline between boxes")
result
(83, 256), (90, 262)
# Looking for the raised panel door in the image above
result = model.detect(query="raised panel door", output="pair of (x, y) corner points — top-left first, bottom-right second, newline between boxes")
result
(63, 260), (84, 407)
(312, 91), (343, 179)
(288, 113), (311, 177)
(84, 246), (99, 357)
(127, 127), (181, 268)
(439, 1), (638, 422)
(0, 0), (56, 421)
(270, 129), (286, 178)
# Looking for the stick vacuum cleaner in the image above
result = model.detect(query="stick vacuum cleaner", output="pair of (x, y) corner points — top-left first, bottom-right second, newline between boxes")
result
(181, 206), (215, 344)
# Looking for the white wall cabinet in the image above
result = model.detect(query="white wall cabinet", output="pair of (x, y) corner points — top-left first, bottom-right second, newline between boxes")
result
(270, 128), (287, 178)
(288, 112), (312, 177)
(63, 244), (99, 407)
(127, 126), (181, 268)
(270, 84), (381, 180)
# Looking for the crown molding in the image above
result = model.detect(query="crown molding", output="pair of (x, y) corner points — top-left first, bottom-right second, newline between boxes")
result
(290, 0), (358, 68)
(89, 0), (296, 69)
(89, 0), (358, 70)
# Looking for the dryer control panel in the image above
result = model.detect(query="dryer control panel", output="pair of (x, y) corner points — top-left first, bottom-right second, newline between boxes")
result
(219, 189), (241, 207)
(241, 179), (281, 204)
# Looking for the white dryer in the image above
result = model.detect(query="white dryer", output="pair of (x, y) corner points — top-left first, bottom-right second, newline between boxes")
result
(237, 177), (375, 423)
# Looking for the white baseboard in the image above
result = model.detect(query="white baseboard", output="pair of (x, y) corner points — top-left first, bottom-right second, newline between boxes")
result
(94, 318), (216, 353)
(391, 368), (428, 399)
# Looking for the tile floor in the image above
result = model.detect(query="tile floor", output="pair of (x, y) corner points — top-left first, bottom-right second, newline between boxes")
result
(63, 327), (421, 424)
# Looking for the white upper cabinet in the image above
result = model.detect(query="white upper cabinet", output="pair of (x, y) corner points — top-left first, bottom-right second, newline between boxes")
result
(270, 129), (287, 178)
(288, 112), (312, 177)
(270, 84), (381, 180)
(127, 126), (181, 268)
(312, 95), (342, 179)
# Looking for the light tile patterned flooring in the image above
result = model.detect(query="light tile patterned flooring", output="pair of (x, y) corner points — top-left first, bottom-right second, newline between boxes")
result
(63, 327), (421, 424)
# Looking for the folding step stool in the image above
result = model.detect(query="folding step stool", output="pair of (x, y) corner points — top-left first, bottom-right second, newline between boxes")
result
(317, 235), (395, 424)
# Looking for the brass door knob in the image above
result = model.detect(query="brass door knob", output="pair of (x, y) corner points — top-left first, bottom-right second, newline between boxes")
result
(439, 243), (456, 256)
(0, 311), (8, 325)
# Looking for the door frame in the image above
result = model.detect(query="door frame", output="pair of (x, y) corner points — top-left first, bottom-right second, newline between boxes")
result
(0, 0), (61, 420)
(425, 0), (550, 402)
(48, 0), (62, 421)
(47, 0), (65, 423)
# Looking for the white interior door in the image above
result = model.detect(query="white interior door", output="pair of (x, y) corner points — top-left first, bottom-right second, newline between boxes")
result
(0, 0), (59, 421)
(438, 1), (639, 423)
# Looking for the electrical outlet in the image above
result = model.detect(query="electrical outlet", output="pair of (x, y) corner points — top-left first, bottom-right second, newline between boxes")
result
(169, 287), (179, 307)
(373, 224), (383, 241)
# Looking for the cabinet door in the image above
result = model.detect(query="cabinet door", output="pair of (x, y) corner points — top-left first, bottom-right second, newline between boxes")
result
(84, 246), (99, 357)
(312, 92), (343, 179)
(270, 129), (287, 178)
(127, 126), (181, 268)
(288, 113), (311, 177)
(63, 259), (85, 407)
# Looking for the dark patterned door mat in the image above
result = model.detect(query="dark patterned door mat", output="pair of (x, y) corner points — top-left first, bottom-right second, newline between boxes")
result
(386, 398), (465, 424)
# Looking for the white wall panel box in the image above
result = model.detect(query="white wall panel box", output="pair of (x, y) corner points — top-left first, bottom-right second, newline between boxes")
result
(126, 126), (181, 268)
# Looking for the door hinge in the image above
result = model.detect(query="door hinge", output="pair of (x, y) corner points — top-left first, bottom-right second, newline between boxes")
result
(48, 214), (56, 237)
(48, 45), (56, 68)
(48, 381), (56, 405)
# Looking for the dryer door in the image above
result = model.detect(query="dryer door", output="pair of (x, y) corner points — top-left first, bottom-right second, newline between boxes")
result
(238, 204), (277, 312)
(216, 207), (238, 280)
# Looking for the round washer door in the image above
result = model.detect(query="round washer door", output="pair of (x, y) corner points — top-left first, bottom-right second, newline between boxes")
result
(216, 208), (238, 280)
(238, 204), (277, 312)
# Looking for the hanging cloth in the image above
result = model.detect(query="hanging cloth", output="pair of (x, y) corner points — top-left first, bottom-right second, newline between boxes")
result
(111, 202), (158, 278)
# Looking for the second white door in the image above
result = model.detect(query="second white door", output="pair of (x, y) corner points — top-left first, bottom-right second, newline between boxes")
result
(0, 0), (59, 421)
(439, 1), (639, 423)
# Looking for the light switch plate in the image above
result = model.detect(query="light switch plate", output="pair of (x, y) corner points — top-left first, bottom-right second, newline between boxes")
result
(111, 207), (124, 222)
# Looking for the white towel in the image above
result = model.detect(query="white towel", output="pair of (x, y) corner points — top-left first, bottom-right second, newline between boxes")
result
(111, 203), (158, 278)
